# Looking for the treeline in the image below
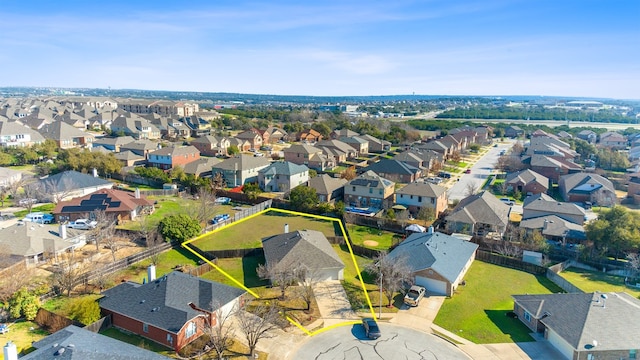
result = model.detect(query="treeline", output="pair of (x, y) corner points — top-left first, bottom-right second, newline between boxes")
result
(437, 105), (635, 123)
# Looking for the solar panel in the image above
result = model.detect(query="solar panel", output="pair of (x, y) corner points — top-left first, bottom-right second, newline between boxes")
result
(109, 201), (121, 207)
(90, 193), (109, 200)
(80, 200), (106, 206)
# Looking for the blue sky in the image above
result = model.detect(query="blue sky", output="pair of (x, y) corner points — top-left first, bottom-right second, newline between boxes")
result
(1, 0), (638, 98)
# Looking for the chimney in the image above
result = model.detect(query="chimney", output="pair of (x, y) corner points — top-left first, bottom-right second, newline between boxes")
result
(4, 341), (18, 360)
(135, 188), (141, 199)
(59, 224), (67, 240)
(284, 223), (289, 234)
(148, 265), (156, 282)
(428, 226), (434, 234)
(92, 168), (98, 177)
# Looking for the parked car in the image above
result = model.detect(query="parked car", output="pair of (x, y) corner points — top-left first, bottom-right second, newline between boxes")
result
(404, 285), (426, 307)
(465, 168), (471, 174)
(362, 318), (381, 340)
(23, 212), (55, 224)
(18, 198), (37, 206)
(67, 219), (97, 230)
(438, 171), (452, 179)
(0, 323), (8, 334)
(215, 197), (231, 204)
(253, 152), (264, 157)
(211, 213), (230, 224)
(426, 177), (443, 184)
(500, 198), (515, 206)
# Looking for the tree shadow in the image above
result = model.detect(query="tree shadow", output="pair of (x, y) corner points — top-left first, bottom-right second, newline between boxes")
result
(242, 254), (269, 288)
(484, 310), (536, 343)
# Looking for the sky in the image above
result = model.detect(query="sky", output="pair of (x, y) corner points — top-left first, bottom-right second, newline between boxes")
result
(1, 0), (638, 99)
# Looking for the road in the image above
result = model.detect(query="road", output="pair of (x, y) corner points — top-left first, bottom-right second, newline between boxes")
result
(447, 141), (515, 202)
(292, 323), (469, 360)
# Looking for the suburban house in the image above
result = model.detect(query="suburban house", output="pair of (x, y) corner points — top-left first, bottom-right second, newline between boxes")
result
(211, 154), (270, 187)
(261, 229), (345, 281)
(505, 125), (524, 138)
(183, 157), (220, 178)
(598, 131), (627, 150)
(330, 129), (359, 139)
(31, 170), (113, 203)
(235, 129), (263, 150)
(190, 135), (230, 157)
(53, 188), (154, 223)
(38, 121), (94, 149)
(445, 191), (511, 237)
(307, 174), (347, 203)
(505, 169), (550, 195)
(110, 115), (161, 140)
(359, 134), (390, 152)
(316, 139), (358, 159)
(512, 292), (640, 360)
(180, 116), (211, 137)
(558, 172), (617, 206)
(147, 145), (201, 170)
(114, 150), (146, 166)
(149, 116), (190, 139)
(258, 161), (309, 193)
(438, 135), (464, 153)
(263, 126), (288, 143)
(340, 136), (369, 154)
(524, 137), (578, 161)
(296, 129), (323, 142)
(395, 149), (441, 172)
(524, 154), (582, 183)
(415, 140), (450, 159)
(99, 271), (246, 352)
(387, 231), (478, 296)
(0, 120), (45, 147)
(394, 182), (448, 218)
(344, 170), (395, 210)
(283, 144), (335, 171)
(227, 137), (251, 152)
(363, 159), (422, 184)
(120, 139), (158, 159)
(628, 173), (640, 204)
(0, 166), (23, 187)
(93, 136), (136, 152)
(522, 193), (586, 225)
(519, 215), (586, 244)
(19, 325), (171, 360)
(576, 129), (597, 143)
(0, 223), (86, 265)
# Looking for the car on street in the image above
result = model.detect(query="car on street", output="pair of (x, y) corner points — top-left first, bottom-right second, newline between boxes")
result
(18, 198), (37, 206)
(67, 219), (98, 230)
(465, 168), (471, 174)
(211, 213), (230, 224)
(500, 198), (515, 206)
(23, 212), (55, 224)
(362, 317), (381, 340)
(404, 285), (426, 307)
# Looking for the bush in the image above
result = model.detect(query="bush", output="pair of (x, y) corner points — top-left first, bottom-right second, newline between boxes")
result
(159, 214), (202, 243)
(9, 287), (40, 320)
(67, 297), (101, 325)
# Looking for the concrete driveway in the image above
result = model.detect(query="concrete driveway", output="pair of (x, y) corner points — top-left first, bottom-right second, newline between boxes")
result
(312, 280), (359, 327)
(389, 294), (445, 332)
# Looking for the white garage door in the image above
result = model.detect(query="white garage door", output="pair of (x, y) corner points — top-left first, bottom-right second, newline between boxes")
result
(415, 276), (447, 295)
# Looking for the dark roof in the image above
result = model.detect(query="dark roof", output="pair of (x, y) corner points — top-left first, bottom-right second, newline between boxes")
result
(23, 325), (170, 359)
(258, 161), (309, 176)
(53, 188), (153, 215)
(261, 230), (344, 272)
(387, 232), (478, 282)
(364, 159), (421, 176)
(512, 292), (640, 352)
(35, 170), (113, 192)
(348, 170), (394, 189)
(99, 271), (245, 334)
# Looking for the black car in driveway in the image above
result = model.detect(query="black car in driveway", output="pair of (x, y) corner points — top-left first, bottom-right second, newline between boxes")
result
(362, 317), (381, 340)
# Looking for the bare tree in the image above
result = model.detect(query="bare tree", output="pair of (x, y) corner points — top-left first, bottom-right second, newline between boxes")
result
(138, 215), (163, 265)
(0, 186), (8, 207)
(7, 177), (27, 200)
(210, 173), (225, 192)
(90, 209), (117, 253)
(18, 179), (40, 214)
(38, 177), (75, 204)
(465, 182), (479, 197)
(235, 301), (281, 358)
(366, 252), (413, 308)
(257, 262), (298, 300)
(0, 246), (34, 303)
(188, 187), (217, 224)
(494, 242), (522, 258)
(204, 302), (237, 360)
(627, 253), (640, 278)
(293, 266), (319, 312)
(340, 167), (357, 181)
(51, 256), (84, 296)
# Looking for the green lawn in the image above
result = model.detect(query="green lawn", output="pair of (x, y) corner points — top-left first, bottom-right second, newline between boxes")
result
(346, 224), (402, 250)
(111, 247), (201, 284)
(0, 320), (48, 358)
(100, 328), (175, 357)
(559, 267), (640, 298)
(13, 204), (56, 218)
(434, 261), (563, 344)
(199, 256), (268, 289)
(42, 294), (103, 316)
(191, 212), (337, 251)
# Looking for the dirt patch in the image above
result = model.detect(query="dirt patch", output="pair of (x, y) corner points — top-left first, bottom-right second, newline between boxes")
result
(363, 240), (379, 247)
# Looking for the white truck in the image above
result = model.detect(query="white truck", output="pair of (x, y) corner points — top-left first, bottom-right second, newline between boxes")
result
(67, 219), (97, 230)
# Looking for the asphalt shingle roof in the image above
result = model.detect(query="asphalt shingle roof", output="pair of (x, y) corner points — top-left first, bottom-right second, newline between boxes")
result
(34, 170), (113, 192)
(258, 161), (309, 176)
(387, 232), (478, 283)
(307, 174), (347, 196)
(446, 191), (510, 229)
(395, 182), (446, 197)
(364, 159), (421, 176)
(99, 271), (246, 334)
(261, 230), (344, 272)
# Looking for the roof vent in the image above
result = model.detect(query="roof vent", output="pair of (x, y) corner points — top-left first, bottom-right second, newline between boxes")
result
(140, 300), (145, 304)
(54, 348), (65, 356)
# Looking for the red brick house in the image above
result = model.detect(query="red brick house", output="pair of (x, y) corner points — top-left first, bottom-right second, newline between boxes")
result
(99, 271), (245, 352)
(235, 129), (263, 150)
(53, 188), (154, 223)
(147, 145), (201, 170)
(297, 129), (323, 142)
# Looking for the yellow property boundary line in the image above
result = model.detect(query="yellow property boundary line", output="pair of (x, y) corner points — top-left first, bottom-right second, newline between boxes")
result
(182, 207), (377, 336)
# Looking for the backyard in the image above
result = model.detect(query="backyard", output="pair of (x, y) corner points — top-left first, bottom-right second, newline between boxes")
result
(433, 261), (563, 344)
(559, 267), (640, 298)
(346, 224), (402, 250)
(191, 211), (338, 251)
(0, 320), (48, 358)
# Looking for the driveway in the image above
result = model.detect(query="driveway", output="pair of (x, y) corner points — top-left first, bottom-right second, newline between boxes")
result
(312, 280), (359, 327)
(389, 294), (445, 332)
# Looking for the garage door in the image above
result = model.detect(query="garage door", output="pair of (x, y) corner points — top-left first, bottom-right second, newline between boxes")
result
(415, 276), (447, 295)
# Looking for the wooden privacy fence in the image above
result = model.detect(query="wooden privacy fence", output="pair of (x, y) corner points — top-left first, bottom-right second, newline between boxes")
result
(83, 314), (112, 333)
(476, 250), (547, 275)
(35, 308), (83, 333)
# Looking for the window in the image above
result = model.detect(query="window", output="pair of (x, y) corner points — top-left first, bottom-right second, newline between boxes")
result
(352, 186), (356, 192)
(524, 311), (531, 322)
(143, 323), (149, 333)
(630, 349), (637, 359)
(185, 321), (197, 338)
(431, 198), (435, 204)
(418, 196), (422, 202)
(369, 188), (373, 194)
(167, 334), (173, 345)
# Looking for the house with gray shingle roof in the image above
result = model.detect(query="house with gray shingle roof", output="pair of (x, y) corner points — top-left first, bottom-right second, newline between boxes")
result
(0, 223), (86, 265)
(113, 150), (146, 166)
(505, 169), (550, 195)
(512, 292), (640, 360)
(307, 174), (347, 203)
(211, 154), (271, 187)
(558, 172), (617, 207)
(523, 193), (586, 225)
(316, 139), (358, 159)
(258, 161), (309, 193)
(0, 120), (45, 147)
(120, 139), (158, 159)
(38, 121), (94, 149)
(340, 136), (369, 154)
(0, 166), (23, 187)
(359, 134), (390, 152)
(190, 135), (230, 156)
(387, 231), (478, 296)
(261, 229), (344, 281)
(20, 325), (171, 360)
(183, 157), (221, 178)
(519, 214), (586, 244)
(99, 271), (245, 352)
(394, 182), (448, 218)
(283, 144), (335, 171)
(363, 159), (422, 184)
(93, 136), (136, 152)
(445, 191), (511, 237)
(30, 170), (114, 203)
(344, 170), (395, 210)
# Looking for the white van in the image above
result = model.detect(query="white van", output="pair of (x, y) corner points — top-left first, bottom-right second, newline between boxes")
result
(23, 212), (55, 224)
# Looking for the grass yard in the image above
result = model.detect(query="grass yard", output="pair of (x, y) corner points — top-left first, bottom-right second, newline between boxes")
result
(13, 204), (56, 218)
(559, 267), (640, 298)
(111, 247), (201, 284)
(200, 255), (268, 289)
(433, 261), (563, 344)
(346, 224), (402, 250)
(191, 212), (338, 251)
(100, 328), (175, 357)
(0, 320), (49, 358)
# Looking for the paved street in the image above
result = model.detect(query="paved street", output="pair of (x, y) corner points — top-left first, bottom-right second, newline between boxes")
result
(292, 323), (470, 360)
(447, 141), (515, 202)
